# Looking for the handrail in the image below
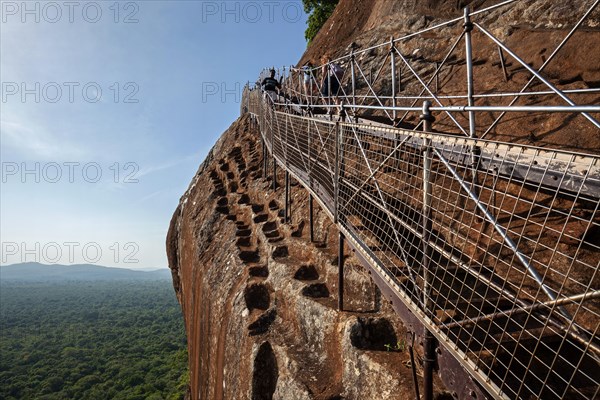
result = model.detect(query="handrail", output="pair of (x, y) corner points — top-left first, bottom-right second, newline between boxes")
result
(243, 86), (600, 400)
(264, 0), (599, 139)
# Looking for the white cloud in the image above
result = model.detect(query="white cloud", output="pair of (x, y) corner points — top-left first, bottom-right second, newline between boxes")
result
(1, 118), (87, 160)
(136, 151), (203, 179)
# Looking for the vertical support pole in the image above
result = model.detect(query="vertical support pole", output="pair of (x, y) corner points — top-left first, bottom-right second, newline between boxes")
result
(464, 6), (481, 215)
(435, 62), (440, 93)
(390, 37), (397, 121)
(338, 231), (344, 311)
(498, 46), (509, 82)
(298, 65), (302, 107)
(284, 170), (290, 223)
(421, 101), (436, 400)
(409, 333), (421, 400)
(327, 61), (332, 110)
(399, 64), (402, 92)
(464, 6), (476, 138)
(262, 140), (266, 178)
(351, 48), (356, 118)
(309, 194), (314, 242)
(421, 101), (433, 309)
(272, 155), (277, 191)
(423, 330), (436, 400)
(334, 119), (342, 225)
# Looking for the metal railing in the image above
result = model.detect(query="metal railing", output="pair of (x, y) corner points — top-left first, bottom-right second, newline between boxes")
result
(245, 88), (599, 399)
(242, 1), (600, 398)
(266, 0), (600, 141)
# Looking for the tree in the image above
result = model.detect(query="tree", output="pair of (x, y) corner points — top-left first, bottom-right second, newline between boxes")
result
(302, 0), (339, 44)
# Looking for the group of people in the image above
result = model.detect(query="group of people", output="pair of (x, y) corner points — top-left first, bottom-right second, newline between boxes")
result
(260, 54), (344, 108)
(302, 55), (344, 105)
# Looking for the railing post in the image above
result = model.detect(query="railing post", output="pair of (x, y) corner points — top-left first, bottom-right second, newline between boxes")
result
(262, 139), (267, 178)
(464, 6), (476, 138)
(421, 101), (434, 309)
(327, 61), (332, 110)
(435, 62), (439, 93)
(498, 46), (509, 82)
(421, 100), (436, 400)
(309, 194), (314, 242)
(351, 45), (356, 118)
(390, 36), (397, 121)
(272, 154), (277, 191)
(464, 5), (481, 216)
(334, 118), (341, 224)
(399, 63), (402, 92)
(285, 170), (290, 223)
(338, 231), (344, 311)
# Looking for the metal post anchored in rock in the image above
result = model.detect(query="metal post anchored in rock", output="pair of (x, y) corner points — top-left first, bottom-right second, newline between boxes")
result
(421, 100), (437, 400)
(284, 170), (290, 223)
(309, 194), (314, 242)
(338, 232), (345, 311)
(272, 154), (277, 191)
(262, 139), (267, 178)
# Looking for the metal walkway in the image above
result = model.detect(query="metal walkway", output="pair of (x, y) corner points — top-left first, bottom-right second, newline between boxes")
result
(242, 2), (600, 399)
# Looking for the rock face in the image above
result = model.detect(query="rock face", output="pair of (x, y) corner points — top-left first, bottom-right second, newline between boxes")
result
(167, 1), (600, 399)
(167, 115), (448, 399)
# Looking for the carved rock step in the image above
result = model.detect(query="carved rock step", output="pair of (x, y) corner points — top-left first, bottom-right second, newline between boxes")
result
(248, 265), (269, 278)
(253, 214), (269, 223)
(271, 245), (288, 259)
(248, 308), (276, 336)
(239, 249), (260, 264)
(301, 282), (330, 298)
(293, 264), (319, 281)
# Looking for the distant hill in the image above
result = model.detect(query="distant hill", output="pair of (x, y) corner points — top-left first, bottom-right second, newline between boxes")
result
(0, 262), (171, 283)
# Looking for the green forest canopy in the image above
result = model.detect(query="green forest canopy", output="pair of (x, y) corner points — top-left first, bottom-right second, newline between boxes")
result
(303, 0), (339, 44)
(0, 280), (188, 400)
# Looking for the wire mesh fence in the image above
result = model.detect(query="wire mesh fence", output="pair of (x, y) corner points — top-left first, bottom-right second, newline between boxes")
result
(245, 87), (600, 400)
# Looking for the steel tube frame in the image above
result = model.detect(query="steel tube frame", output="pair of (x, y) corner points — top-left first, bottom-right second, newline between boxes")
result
(431, 147), (569, 315)
(352, 59), (393, 121)
(338, 87), (600, 100)
(393, 47), (469, 136)
(443, 289), (600, 331)
(475, 22), (600, 130)
(396, 31), (464, 125)
(328, 0), (517, 65)
(481, 0), (600, 137)
(280, 102), (600, 113)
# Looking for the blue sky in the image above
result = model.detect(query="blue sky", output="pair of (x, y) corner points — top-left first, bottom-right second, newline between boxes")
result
(1, 1), (308, 269)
